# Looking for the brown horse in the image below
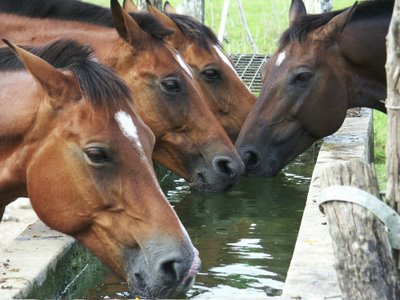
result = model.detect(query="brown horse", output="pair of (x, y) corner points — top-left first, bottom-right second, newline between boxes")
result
(0, 39), (199, 298)
(0, 0), (244, 192)
(146, 2), (257, 141)
(236, 0), (392, 177)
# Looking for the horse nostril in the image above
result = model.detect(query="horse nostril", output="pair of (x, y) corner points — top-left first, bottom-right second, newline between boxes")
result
(159, 259), (187, 283)
(212, 156), (241, 179)
(242, 149), (260, 169)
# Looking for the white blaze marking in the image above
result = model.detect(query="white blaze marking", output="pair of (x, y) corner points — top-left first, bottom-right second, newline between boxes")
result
(114, 111), (146, 161)
(276, 51), (286, 67)
(175, 53), (193, 78)
(213, 45), (251, 93)
(213, 45), (238, 75)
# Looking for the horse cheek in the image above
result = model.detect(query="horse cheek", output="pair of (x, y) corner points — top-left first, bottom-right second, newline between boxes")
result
(26, 142), (91, 235)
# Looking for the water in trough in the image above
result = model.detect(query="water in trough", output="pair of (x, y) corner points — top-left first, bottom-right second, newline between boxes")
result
(28, 146), (318, 299)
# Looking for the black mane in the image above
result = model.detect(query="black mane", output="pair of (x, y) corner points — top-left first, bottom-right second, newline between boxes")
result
(279, 0), (394, 49)
(166, 13), (221, 50)
(0, 39), (132, 108)
(0, 0), (172, 40)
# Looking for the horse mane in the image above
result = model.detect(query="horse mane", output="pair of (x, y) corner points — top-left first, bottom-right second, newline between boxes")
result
(166, 13), (221, 50)
(0, 39), (132, 108)
(279, 0), (394, 49)
(0, 0), (173, 40)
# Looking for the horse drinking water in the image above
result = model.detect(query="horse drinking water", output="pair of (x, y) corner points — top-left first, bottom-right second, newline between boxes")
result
(0, 39), (199, 298)
(236, 0), (392, 177)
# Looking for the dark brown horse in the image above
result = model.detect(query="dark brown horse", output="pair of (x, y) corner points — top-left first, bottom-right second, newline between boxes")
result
(0, 39), (199, 298)
(0, 0), (244, 192)
(236, 0), (392, 177)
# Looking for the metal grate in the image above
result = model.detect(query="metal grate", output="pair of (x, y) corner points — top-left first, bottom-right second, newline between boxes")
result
(230, 54), (270, 94)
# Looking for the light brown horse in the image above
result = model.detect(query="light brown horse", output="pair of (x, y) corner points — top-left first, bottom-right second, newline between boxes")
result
(0, 0), (244, 192)
(0, 39), (199, 298)
(236, 0), (392, 177)
(145, 1), (257, 142)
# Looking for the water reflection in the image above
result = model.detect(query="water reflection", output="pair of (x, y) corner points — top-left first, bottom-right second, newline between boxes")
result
(78, 147), (317, 299)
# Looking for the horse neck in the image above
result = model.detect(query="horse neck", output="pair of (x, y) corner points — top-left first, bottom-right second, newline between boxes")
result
(338, 17), (390, 112)
(0, 14), (121, 66)
(0, 73), (49, 203)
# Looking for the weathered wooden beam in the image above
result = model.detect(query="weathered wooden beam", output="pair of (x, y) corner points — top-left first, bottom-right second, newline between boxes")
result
(320, 159), (400, 299)
(386, 0), (400, 211)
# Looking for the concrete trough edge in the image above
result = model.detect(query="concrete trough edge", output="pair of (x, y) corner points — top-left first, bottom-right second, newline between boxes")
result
(0, 220), (74, 299)
(282, 108), (374, 299)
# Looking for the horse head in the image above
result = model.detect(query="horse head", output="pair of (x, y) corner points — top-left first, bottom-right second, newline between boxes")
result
(110, 0), (244, 191)
(236, 0), (361, 177)
(0, 40), (199, 298)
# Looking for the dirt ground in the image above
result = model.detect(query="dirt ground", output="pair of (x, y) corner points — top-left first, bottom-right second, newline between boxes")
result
(0, 198), (38, 249)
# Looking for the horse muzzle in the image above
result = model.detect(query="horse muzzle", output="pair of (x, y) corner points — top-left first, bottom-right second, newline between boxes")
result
(123, 238), (200, 298)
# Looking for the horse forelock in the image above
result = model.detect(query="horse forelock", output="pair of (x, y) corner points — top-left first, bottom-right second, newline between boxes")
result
(0, 39), (133, 109)
(278, 0), (394, 50)
(167, 13), (221, 50)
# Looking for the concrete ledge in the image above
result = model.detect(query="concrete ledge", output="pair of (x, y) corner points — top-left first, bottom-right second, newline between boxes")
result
(282, 108), (374, 299)
(0, 221), (74, 299)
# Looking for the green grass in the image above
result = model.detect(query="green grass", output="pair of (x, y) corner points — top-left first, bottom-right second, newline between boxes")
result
(84, 0), (387, 186)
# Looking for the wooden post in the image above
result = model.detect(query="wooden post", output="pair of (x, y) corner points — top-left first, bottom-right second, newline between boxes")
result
(177, 0), (205, 23)
(386, 0), (400, 211)
(137, 0), (162, 10)
(217, 0), (230, 43)
(320, 159), (400, 299)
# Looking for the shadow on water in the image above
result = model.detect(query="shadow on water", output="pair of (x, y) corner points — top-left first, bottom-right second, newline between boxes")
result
(27, 145), (319, 299)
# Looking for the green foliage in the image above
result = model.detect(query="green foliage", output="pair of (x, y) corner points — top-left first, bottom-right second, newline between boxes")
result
(374, 111), (387, 189)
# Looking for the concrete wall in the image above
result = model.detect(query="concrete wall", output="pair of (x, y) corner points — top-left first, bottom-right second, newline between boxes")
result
(282, 108), (374, 299)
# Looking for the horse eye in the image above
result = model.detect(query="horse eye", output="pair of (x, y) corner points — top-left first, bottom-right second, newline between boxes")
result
(161, 78), (181, 94)
(201, 68), (221, 81)
(294, 72), (313, 83)
(85, 147), (109, 164)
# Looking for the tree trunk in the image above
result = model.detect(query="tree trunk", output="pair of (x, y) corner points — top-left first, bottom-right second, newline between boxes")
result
(177, 0), (205, 23)
(137, 0), (162, 10)
(320, 159), (400, 299)
(386, 0), (400, 211)
(304, 0), (332, 13)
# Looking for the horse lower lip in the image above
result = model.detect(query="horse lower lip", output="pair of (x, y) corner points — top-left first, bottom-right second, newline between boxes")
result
(182, 252), (201, 283)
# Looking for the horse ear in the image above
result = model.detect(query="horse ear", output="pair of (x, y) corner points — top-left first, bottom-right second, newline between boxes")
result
(164, 1), (177, 14)
(2, 39), (81, 104)
(146, 0), (178, 32)
(289, 0), (307, 26)
(319, 2), (357, 46)
(111, 0), (148, 47)
(123, 0), (138, 13)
